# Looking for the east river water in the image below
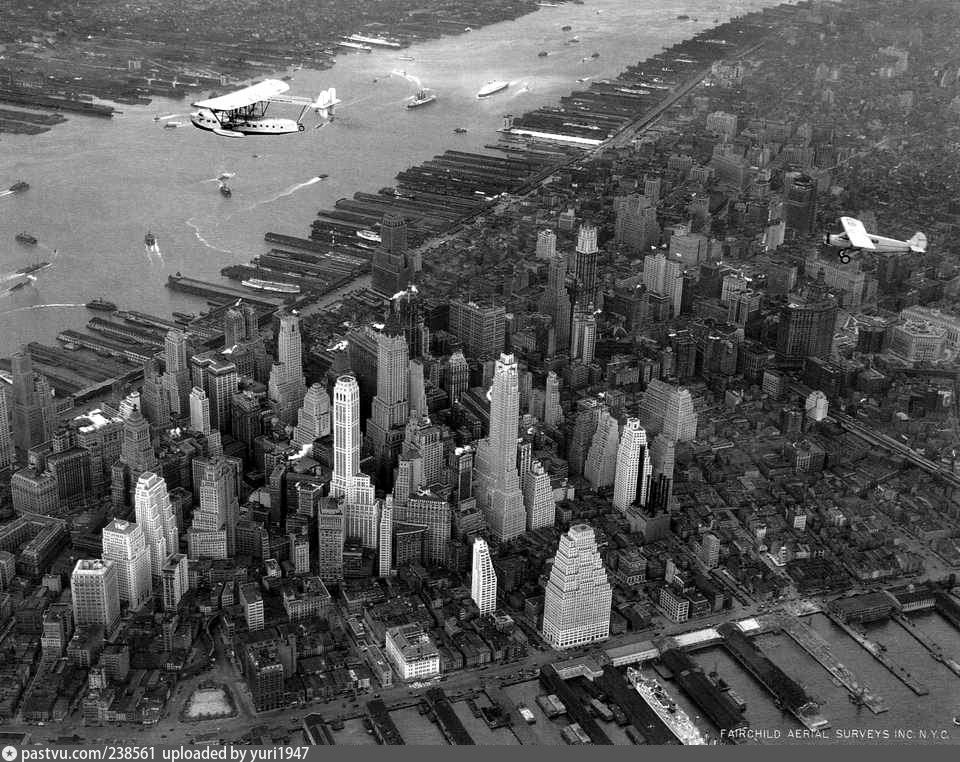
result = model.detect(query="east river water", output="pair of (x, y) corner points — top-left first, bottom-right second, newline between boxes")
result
(0, 0), (786, 356)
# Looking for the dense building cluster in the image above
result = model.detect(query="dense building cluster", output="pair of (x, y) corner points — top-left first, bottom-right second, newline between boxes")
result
(1, 0), (959, 738)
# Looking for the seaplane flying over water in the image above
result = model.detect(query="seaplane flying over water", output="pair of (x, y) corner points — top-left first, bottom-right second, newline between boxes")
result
(827, 216), (927, 264)
(190, 79), (341, 138)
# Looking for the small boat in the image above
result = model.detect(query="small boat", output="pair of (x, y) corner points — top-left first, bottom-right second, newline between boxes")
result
(357, 229), (382, 243)
(398, 55), (416, 61)
(16, 261), (50, 276)
(153, 114), (161, 121)
(145, 231), (157, 247)
(538, 51), (549, 58)
(219, 183), (232, 198)
(86, 297), (117, 312)
(677, 15), (690, 20)
(591, 52), (600, 58)
(8, 180), (29, 193)
(406, 88), (437, 109)
(568, 36), (580, 43)
(561, 25), (572, 31)
(454, 127), (468, 134)
(318, 174), (329, 179)
(163, 121), (183, 128)
(172, 311), (195, 323)
(8, 279), (29, 292)
(16, 232), (37, 245)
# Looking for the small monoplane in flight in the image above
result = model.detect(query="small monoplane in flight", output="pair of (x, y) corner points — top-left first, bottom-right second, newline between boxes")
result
(190, 79), (340, 138)
(827, 216), (927, 263)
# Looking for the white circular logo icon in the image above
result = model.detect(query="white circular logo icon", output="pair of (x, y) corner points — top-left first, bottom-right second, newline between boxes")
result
(2, 746), (18, 762)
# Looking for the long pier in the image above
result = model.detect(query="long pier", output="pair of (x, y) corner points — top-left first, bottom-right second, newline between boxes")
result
(777, 616), (887, 714)
(891, 613), (960, 679)
(826, 613), (929, 696)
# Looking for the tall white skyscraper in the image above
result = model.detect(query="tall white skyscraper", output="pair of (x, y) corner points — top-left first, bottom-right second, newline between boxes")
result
(268, 310), (307, 425)
(331, 374), (361, 498)
(189, 386), (211, 434)
(470, 537), (497, 615)
(642, 251), (684, 317)
(523, 460), (556, 531)
(294, 383), (332, 446)
(71, 559), (121, 636)
(613, 419), (652, 511)
(367, 324), (410, 480)
(134, 472), (179, 585)
(536, 229), (557, 259)
(585, 409), (620, 490)
(475, 353), (526, 541)
(0, 386), (13, 471)
(101, 519), (152, 610)
(543, 371), (563, 428)
(639, 380), (697, 442)
(409, 359), (428, 417)
(188, 457), (238, 560)
(541, 524), (611, 650)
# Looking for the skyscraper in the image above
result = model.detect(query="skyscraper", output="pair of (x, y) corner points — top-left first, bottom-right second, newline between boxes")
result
(366, 322), (410, 482)
(0, 386), (13, 471)
(188, 457), (239, 560)
(391, 286), (429, 359)
(378, 496), (394, 577)
(585, 409), (620, 490)
(293, 383), (331, 446)
(639, 380), (698, 442)
(536, 229), (557, 259)
(570, 303), (597, 365)
(541, 524), (611, 650)
(371, 213), (413, 296)
(523, 460), (556, 531)
(112, 407), (158, 508)
(205, 359), (238, 432)
(134, 472), (178, 585)
(573, 223), (599, 307)
(162, 330), (192, 417)
(10, 348), (56, 455)
(71, 559), (121, 636)
(445, 350), (469, 405)
(318, 502), (345, 583)
(448, 300), (506, 359)
(268, 311), (307, 425)
(101, 519), (152, 610)
(475, 353), (526, 541)
(409, 359), (428, 417)
(543, 372), (563, 427)
(161, 553), (188, 611)
(539, 253), (572, 352)
(395, 490), (450, 565)
(642, 251), (684, 317)
(223, 303), (246, 348)
(470, 537), (497, 614)
(331, 374), (361, 498)
(775, 296), (838, 368)
(613, 419), (652, 511)
(783, 173), (817, 237)
(189, 387), (211, 435)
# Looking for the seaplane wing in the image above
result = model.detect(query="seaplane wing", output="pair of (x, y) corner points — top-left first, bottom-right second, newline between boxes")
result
(840, 216), (876, 250)
(192, 79), (290, 111)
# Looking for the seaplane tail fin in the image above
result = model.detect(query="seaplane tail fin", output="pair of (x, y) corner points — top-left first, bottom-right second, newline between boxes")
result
(314, 88), (341, 118)
(906, 232), (927, 253)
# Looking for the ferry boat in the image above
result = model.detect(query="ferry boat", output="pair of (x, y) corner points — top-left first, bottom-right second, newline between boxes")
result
(627, 670), (708, 745)
(8, 180), (29, 193)
(337, 40), (373, 52)
(241, 277), (300, 294)
(15, 232), (38, 245)
(86, 297), (118, 312)
(477, 80), (510, 98)
(356, 229), (382, 243)
(406, 88), (437, 109)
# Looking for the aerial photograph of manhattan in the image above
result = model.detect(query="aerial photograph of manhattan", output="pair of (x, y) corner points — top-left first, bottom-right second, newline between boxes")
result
(0, 0), (959, 750)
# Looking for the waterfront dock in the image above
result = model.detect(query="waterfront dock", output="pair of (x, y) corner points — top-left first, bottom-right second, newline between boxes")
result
(891, 613), (960, 679)
(776, 615), (888, 714)
(423, 687), (474, 745)
(659, 649), (748, 734)
(165, 273), (286, 309)
(825, 613), (929, 696)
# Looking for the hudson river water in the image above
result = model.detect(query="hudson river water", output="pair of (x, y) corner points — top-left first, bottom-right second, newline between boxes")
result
(0, 0), (786, 357)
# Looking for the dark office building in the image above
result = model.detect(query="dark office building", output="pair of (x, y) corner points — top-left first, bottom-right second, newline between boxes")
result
(371, 214), (414, 296)
(775, 296), (837, 368)
(783, 174), (817, 237)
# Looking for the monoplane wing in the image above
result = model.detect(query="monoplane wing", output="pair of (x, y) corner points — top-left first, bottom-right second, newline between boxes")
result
(840, 216), (876, 250)
(192, 79), (290, 111)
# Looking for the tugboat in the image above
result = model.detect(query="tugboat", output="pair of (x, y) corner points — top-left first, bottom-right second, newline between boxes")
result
(15, 232), (38, 245)
(591, 51), (600, 58)
(454, 127), (468, 134)
(8, 279), (30, 292)
(219, 183), (232, 198)
(144, 231), (157, 247)
(538, 51), (549, 57)
(8, 180), (29, 193)
(15, 261), (51, 276)
(86, 297), (118, 312)
(406, 88), (437, 109)
(561, 25), (572, 31)
(318, 174), (329, 179)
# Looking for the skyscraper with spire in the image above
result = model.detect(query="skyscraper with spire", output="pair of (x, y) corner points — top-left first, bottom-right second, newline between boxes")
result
(112, 407), (159, 508)
(613, 418), (652, 511)
(269, 310), (307, 425)
(445, 350), (469, 406)
(475, 353), (526, 541)
(541, 524), (611, 649)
